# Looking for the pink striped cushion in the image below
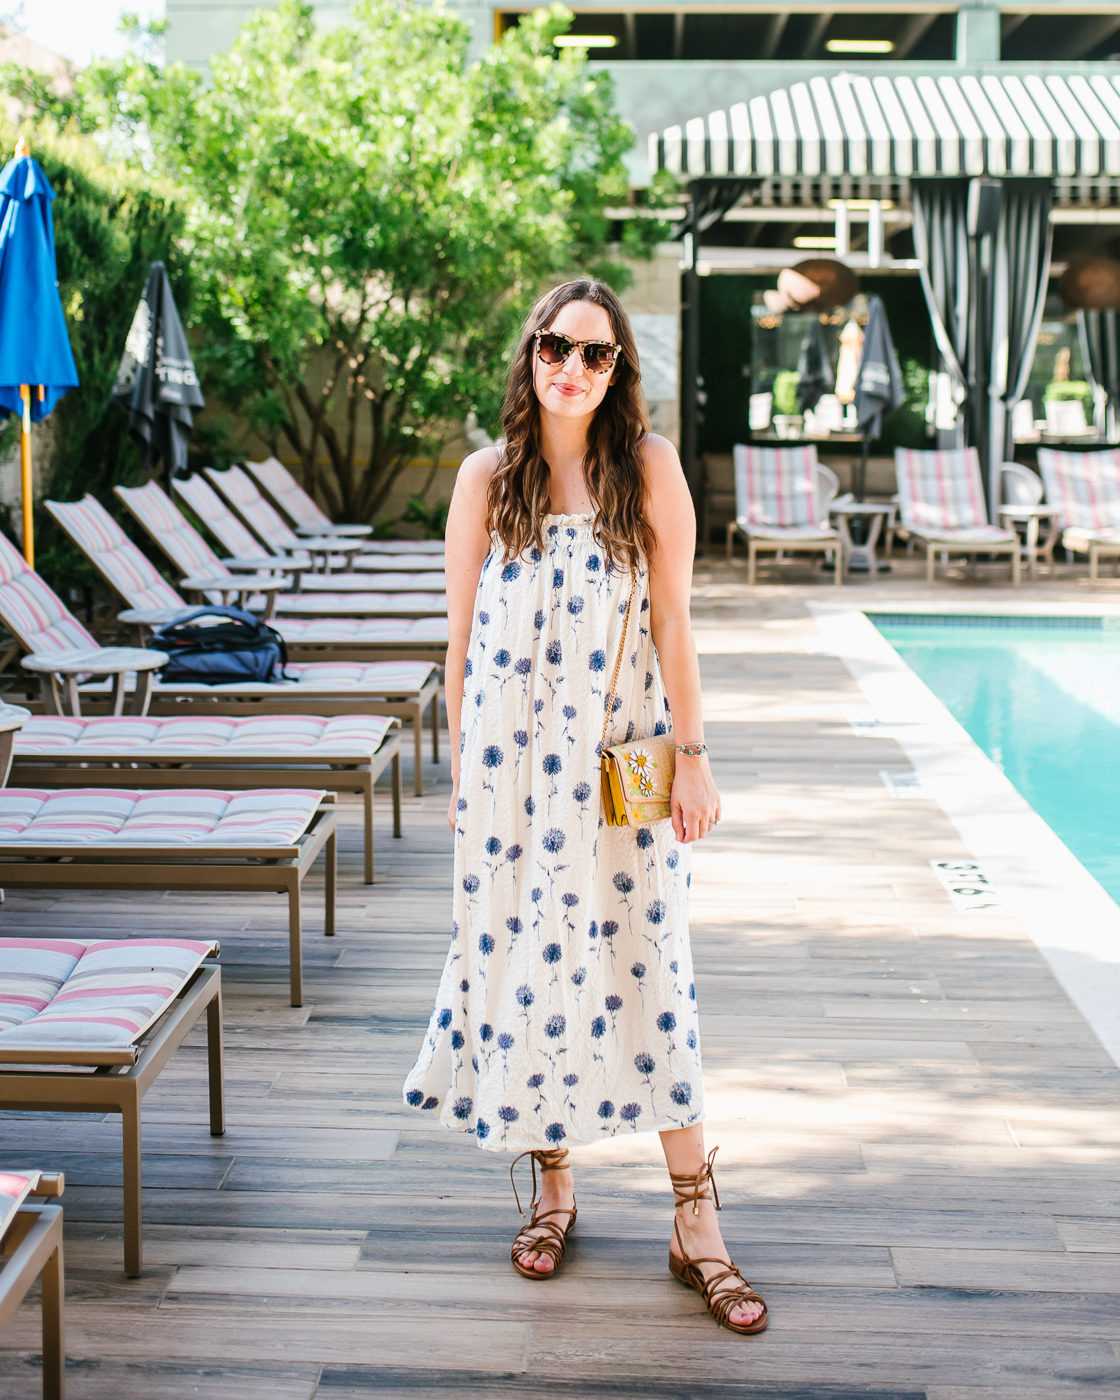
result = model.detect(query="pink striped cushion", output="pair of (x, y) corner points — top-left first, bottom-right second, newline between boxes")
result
(16, 713), (394, 758)
(174, 475), (266, 559)
(207, 466), (301, 550)
(0, 937), (218, 1050)
(274, 617), (448, 642)
(0, 530), (97, 655)
(48, 497), (184, 611)
(733, 446), (821, 528)
(246, 458), (332, 531)
(0, 1173), (34, 1235)
(117, 481), (227, 580)
(1037, 449), (1120, 532)
(894, 448), (990, 531)
(275, 592), (446, 615)
(0, 788), (324, 845)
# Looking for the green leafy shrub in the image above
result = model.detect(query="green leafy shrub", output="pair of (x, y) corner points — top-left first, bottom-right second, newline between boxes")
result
(772, 371), (800, 417)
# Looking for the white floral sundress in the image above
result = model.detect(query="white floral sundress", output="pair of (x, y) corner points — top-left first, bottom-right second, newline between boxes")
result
(403, 513), (704, 1152)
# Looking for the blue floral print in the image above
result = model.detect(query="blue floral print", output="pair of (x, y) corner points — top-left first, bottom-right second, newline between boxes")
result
(403, 513), (702, 1150)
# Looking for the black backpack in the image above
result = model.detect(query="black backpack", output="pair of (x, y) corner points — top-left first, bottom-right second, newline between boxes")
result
(152, 606), (288, 686)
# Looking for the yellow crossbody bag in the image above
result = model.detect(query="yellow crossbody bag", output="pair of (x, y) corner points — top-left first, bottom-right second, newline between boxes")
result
(598, 576), (676, 828)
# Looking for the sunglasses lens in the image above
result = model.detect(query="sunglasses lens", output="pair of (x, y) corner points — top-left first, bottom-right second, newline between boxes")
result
(584, 343), (617, 373)
(537, 333), (573, 366)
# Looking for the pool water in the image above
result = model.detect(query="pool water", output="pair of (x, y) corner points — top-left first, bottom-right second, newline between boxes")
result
(872, 616), (1120, 903)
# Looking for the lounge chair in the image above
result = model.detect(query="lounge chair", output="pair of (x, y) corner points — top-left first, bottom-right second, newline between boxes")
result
(0, 1170), (65, 1396)
(46, 494), (447, 616)
(1037, 448), (1120, 580)
(727, 445), (843, 585)
(220, 462), (446, 570)
(246, 457), (445, 561)
(1, 937), (223, 1276)
(115, 480), (448, 662)
(12, 712), (401, 885)
(996, 463), (1062, 576)
(0, 527), (442, 793)
(893, 448), (1021, 585)
(0, 789), (334, 1007)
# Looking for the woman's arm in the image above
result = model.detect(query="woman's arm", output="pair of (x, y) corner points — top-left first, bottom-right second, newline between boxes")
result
(443, 448), (499, 831)
(643, 435), (721, 844)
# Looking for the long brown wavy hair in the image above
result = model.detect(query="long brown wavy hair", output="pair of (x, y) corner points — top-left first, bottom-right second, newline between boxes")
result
(487, 278), (655, 572)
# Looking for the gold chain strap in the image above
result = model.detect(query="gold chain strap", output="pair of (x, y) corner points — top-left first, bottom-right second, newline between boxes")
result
(600, 574), (639, 753)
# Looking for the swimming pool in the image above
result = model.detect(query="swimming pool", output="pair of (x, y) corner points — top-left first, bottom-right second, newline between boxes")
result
(872, 615), (1120, 905)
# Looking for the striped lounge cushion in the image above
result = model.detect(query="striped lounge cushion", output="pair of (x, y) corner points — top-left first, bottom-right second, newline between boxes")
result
(0, 530), (97, 656)
(16, 713), (395, 758)
(1037, 449), (1120, 532)
(0, 788), (324, 846)
(175, 475), (270, 560)
(274, 617), (448, 643)
(117, 480), (228, 580)
(275, 591), (446, 615)
(208, 466), (302, 550)
(0, 1171), (34, 1235)
(0, 937), (217, 1049)
(48, 496), (185, 611)
(894, 448), (992, 532)
(246, 458), (332, 531)
(732, 445), (822, 529)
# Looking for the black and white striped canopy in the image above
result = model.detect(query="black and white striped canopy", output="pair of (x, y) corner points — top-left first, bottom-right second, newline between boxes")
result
(651, 73), (1120, 180)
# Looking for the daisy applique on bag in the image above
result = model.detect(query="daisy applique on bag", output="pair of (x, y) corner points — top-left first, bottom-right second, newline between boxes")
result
(599, 579), (675, 828)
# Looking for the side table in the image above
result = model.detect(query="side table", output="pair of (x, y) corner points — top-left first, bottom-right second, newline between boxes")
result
(21, 647), (168, 718)
(998, 503), (1062, 575)
(830, 502), (893, 575)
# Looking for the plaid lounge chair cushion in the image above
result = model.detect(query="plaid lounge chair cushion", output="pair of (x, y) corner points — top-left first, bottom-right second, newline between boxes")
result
(0, 787), (324, 845)
(732, 446), (833, 533)
(0, 530), (98, 656)
(175, 474), (275, 560)
(1037, 449), (1120, 533)
(273, 617), (448, 642)
(207, 465), (306, 552)
(0, 1172), (34, 1235)
(246, 457), (333, 532)
(16, 713), (395, 758)
(0, 936), (218, 1048)
(894, 449), (1015, 541)
(47, 497), (185, 612)
(117, 480), (231, 579)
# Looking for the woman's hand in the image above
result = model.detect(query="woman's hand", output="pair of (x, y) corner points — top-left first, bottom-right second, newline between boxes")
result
(447, 780), (459, 834)
(670, 753), (721, 844)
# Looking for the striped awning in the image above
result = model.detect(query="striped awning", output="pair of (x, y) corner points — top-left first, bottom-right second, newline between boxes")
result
(651, 74), (1120, 180)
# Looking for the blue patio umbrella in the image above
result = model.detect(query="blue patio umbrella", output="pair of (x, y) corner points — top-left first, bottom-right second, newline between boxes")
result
(0, 139), (79, 566)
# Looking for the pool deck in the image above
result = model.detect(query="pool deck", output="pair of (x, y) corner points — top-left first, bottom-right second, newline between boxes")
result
(3, 558), (1120, 1398)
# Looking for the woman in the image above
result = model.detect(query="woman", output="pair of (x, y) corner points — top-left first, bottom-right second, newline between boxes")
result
(403, 278), (766, 1334)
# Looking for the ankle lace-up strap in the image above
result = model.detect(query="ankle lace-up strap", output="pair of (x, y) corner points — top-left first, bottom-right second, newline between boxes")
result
(510, 1146), (571, 1219)
(668, 1145), (722, 1217)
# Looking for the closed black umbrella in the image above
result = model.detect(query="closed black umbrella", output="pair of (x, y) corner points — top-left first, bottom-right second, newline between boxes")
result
(853, 294), (905, 500)
(112, 262), (203, 480)
(796, 317), (834, 415)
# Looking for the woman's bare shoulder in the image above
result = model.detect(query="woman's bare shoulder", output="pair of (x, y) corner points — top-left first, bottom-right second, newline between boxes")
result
(456, 445), (502, 494)
(641, 434), (687, 488)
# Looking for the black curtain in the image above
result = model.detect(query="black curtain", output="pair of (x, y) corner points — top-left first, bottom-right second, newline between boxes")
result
(911, 179), (971, 450)
(679, 177), (761, 511)
(986, 180), (1052, 516)
(1078, 309), (1120, 441)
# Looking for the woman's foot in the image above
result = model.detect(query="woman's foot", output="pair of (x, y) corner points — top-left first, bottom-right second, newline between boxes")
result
(514, 1165), (576, 1275)
(670, 1194), (765, 1329)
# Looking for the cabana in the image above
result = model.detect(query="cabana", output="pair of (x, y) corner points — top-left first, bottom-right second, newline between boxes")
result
(651, 73), (1120, 516)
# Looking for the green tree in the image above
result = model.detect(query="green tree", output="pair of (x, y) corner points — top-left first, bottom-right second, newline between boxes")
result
(64, 1), (659, 523)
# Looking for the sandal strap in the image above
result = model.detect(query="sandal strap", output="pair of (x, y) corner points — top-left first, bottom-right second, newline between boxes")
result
(512, 1206), (577, 1265)
(510, 1147), (572, 1219)
(668, 1145), (722, 1217)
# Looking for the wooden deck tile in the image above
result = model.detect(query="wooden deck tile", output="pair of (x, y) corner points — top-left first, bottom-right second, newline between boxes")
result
(3, 570), (1120, 1397)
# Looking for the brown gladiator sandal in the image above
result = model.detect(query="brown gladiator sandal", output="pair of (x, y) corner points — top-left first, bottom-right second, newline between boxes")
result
(668, 1146), (768, 1335)
(509, 1147), (577, 1280)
